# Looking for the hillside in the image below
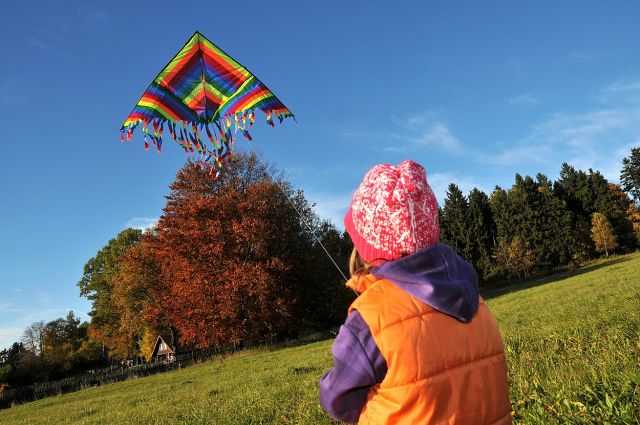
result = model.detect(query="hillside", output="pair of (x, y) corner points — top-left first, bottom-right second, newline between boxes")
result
(2, 253), (639, 424)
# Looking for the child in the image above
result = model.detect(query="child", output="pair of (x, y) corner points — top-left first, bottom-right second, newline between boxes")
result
(320, 161), (511, 424)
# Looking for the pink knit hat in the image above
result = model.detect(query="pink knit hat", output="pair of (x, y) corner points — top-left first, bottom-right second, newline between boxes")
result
(344, 160), (440, 263)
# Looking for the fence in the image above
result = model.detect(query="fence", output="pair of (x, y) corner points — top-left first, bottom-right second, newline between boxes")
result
(0, 332), (331, 410)
(0, 349), (219, 410)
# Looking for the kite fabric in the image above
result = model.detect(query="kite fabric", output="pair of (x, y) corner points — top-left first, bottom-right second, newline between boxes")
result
(120, 31), (294, 174)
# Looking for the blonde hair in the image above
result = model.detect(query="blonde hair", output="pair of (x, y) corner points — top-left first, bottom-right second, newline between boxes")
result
(349, 248), (372, 277)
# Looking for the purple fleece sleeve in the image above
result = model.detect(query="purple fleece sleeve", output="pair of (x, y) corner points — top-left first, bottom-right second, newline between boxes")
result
(319, 310), (387, 423)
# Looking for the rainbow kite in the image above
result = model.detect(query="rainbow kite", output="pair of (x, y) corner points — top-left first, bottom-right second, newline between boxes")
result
(120, 31), (294, 173)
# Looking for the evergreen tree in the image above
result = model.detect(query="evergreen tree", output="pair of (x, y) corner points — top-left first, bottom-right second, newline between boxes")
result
(490, 186), (512, 243)
(554, 163), (595, 260)
(498, 174), (573, 269)
(440, 184), (471, 259)
(620, 146), (640, 203)
(466, 188), (496, 280)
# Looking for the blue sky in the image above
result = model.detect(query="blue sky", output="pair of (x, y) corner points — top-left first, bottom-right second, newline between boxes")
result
(1, 0), (639, 348)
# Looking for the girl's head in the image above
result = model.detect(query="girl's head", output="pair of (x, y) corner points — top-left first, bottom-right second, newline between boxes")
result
(344, 160), (439, 271)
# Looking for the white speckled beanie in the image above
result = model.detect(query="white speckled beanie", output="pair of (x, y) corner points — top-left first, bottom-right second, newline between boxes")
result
(344, 160), (440, 263)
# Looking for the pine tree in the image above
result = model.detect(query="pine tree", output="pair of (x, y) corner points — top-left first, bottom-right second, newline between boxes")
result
(466, 188), (496, 280)
(490, 186), (512, 242)
(591, 212), (618, 256)
(620, 146), (640, 204)
(440, 184), (471, 259)
(499, 174), (573, 269)
(554, 163), (595, 261)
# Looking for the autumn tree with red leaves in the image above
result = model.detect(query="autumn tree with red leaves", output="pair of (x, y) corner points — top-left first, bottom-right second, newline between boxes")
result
(79, 153), (352, 357)
(148, 153), (351, 349)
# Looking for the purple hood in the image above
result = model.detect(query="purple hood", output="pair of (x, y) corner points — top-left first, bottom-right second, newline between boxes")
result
(371, 243), (479, 322)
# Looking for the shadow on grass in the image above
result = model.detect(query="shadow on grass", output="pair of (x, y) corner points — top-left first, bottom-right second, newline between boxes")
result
(481, 255), (633, 300)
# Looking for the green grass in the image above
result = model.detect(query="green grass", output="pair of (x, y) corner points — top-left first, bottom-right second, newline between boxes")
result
(2, 254), (640, 425)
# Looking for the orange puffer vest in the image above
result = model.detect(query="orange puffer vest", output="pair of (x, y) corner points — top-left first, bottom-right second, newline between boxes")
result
(349, 275), (512, 425)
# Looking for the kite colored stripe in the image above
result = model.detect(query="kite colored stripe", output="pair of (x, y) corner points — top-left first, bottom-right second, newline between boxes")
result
(163, 52), (204, 95)
(123, 112), (148, 127)
(252, 97), (289, 113)
(138, 95), (182, 121)
(227, 88), (271, 114)
(156, 36), (200, 87)
(143, 83), (199, 120)
(214, 76), (259, 116)
(202, 54), (247, 93)
(183, 81), (228, 109)
(246, 96), (281, 113)
(200, 37), (251, 81)
(204, 82), (228, 104)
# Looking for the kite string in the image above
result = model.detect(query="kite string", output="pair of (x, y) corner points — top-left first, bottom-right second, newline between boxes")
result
(276, 181), (349, 282)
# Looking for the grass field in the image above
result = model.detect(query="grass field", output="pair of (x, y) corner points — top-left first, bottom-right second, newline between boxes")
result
(2, 254), (639, 424)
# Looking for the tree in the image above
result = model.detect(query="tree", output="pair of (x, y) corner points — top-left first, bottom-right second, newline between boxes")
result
(21, 321), (45, 355)
(494, 238), (535, 281)
(554, 163), (597, 260)
(78, 228), (142, 357)
(40, 312), (84, 377)
(465, 188), (496, 281)
(590, 174), (634, 250)
(620, 146), (640, 203)
(440, 184), (471, 258)
(490, 186), (511, 241)
(606, 183), (636, 249)
(150, 154), (330, 349)
(111, 235), (165, 359)
(491, 174), (573, 270)
(591, 212), (618, 256)
(626, 204), (640, 245)
(298, 223), (354, 329)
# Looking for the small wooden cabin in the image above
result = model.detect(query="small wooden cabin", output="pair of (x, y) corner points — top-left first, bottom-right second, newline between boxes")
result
(151, 335), (176, 363)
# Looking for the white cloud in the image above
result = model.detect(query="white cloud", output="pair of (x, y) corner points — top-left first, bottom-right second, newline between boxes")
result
(535, 110), (634, 147)
(344, 111), (463, 155)
(402, 110), (439, 128)
(0, 328), (23, 350)
(125, 217), (158, 231)
(488, 84), (640, 182)
(604, 80), (640, 94)
(0, 302), (23, 314)
(305, 192), (352, 230)
(383, 119), (463, 155)
(491, 143), (554, 165)
(414, 123), (463, 153)
(599, 79), (640, 105)
(508, 94), (539, 106)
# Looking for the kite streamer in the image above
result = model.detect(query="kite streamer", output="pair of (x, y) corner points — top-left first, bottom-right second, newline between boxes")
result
(120, 31), (294, 174)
